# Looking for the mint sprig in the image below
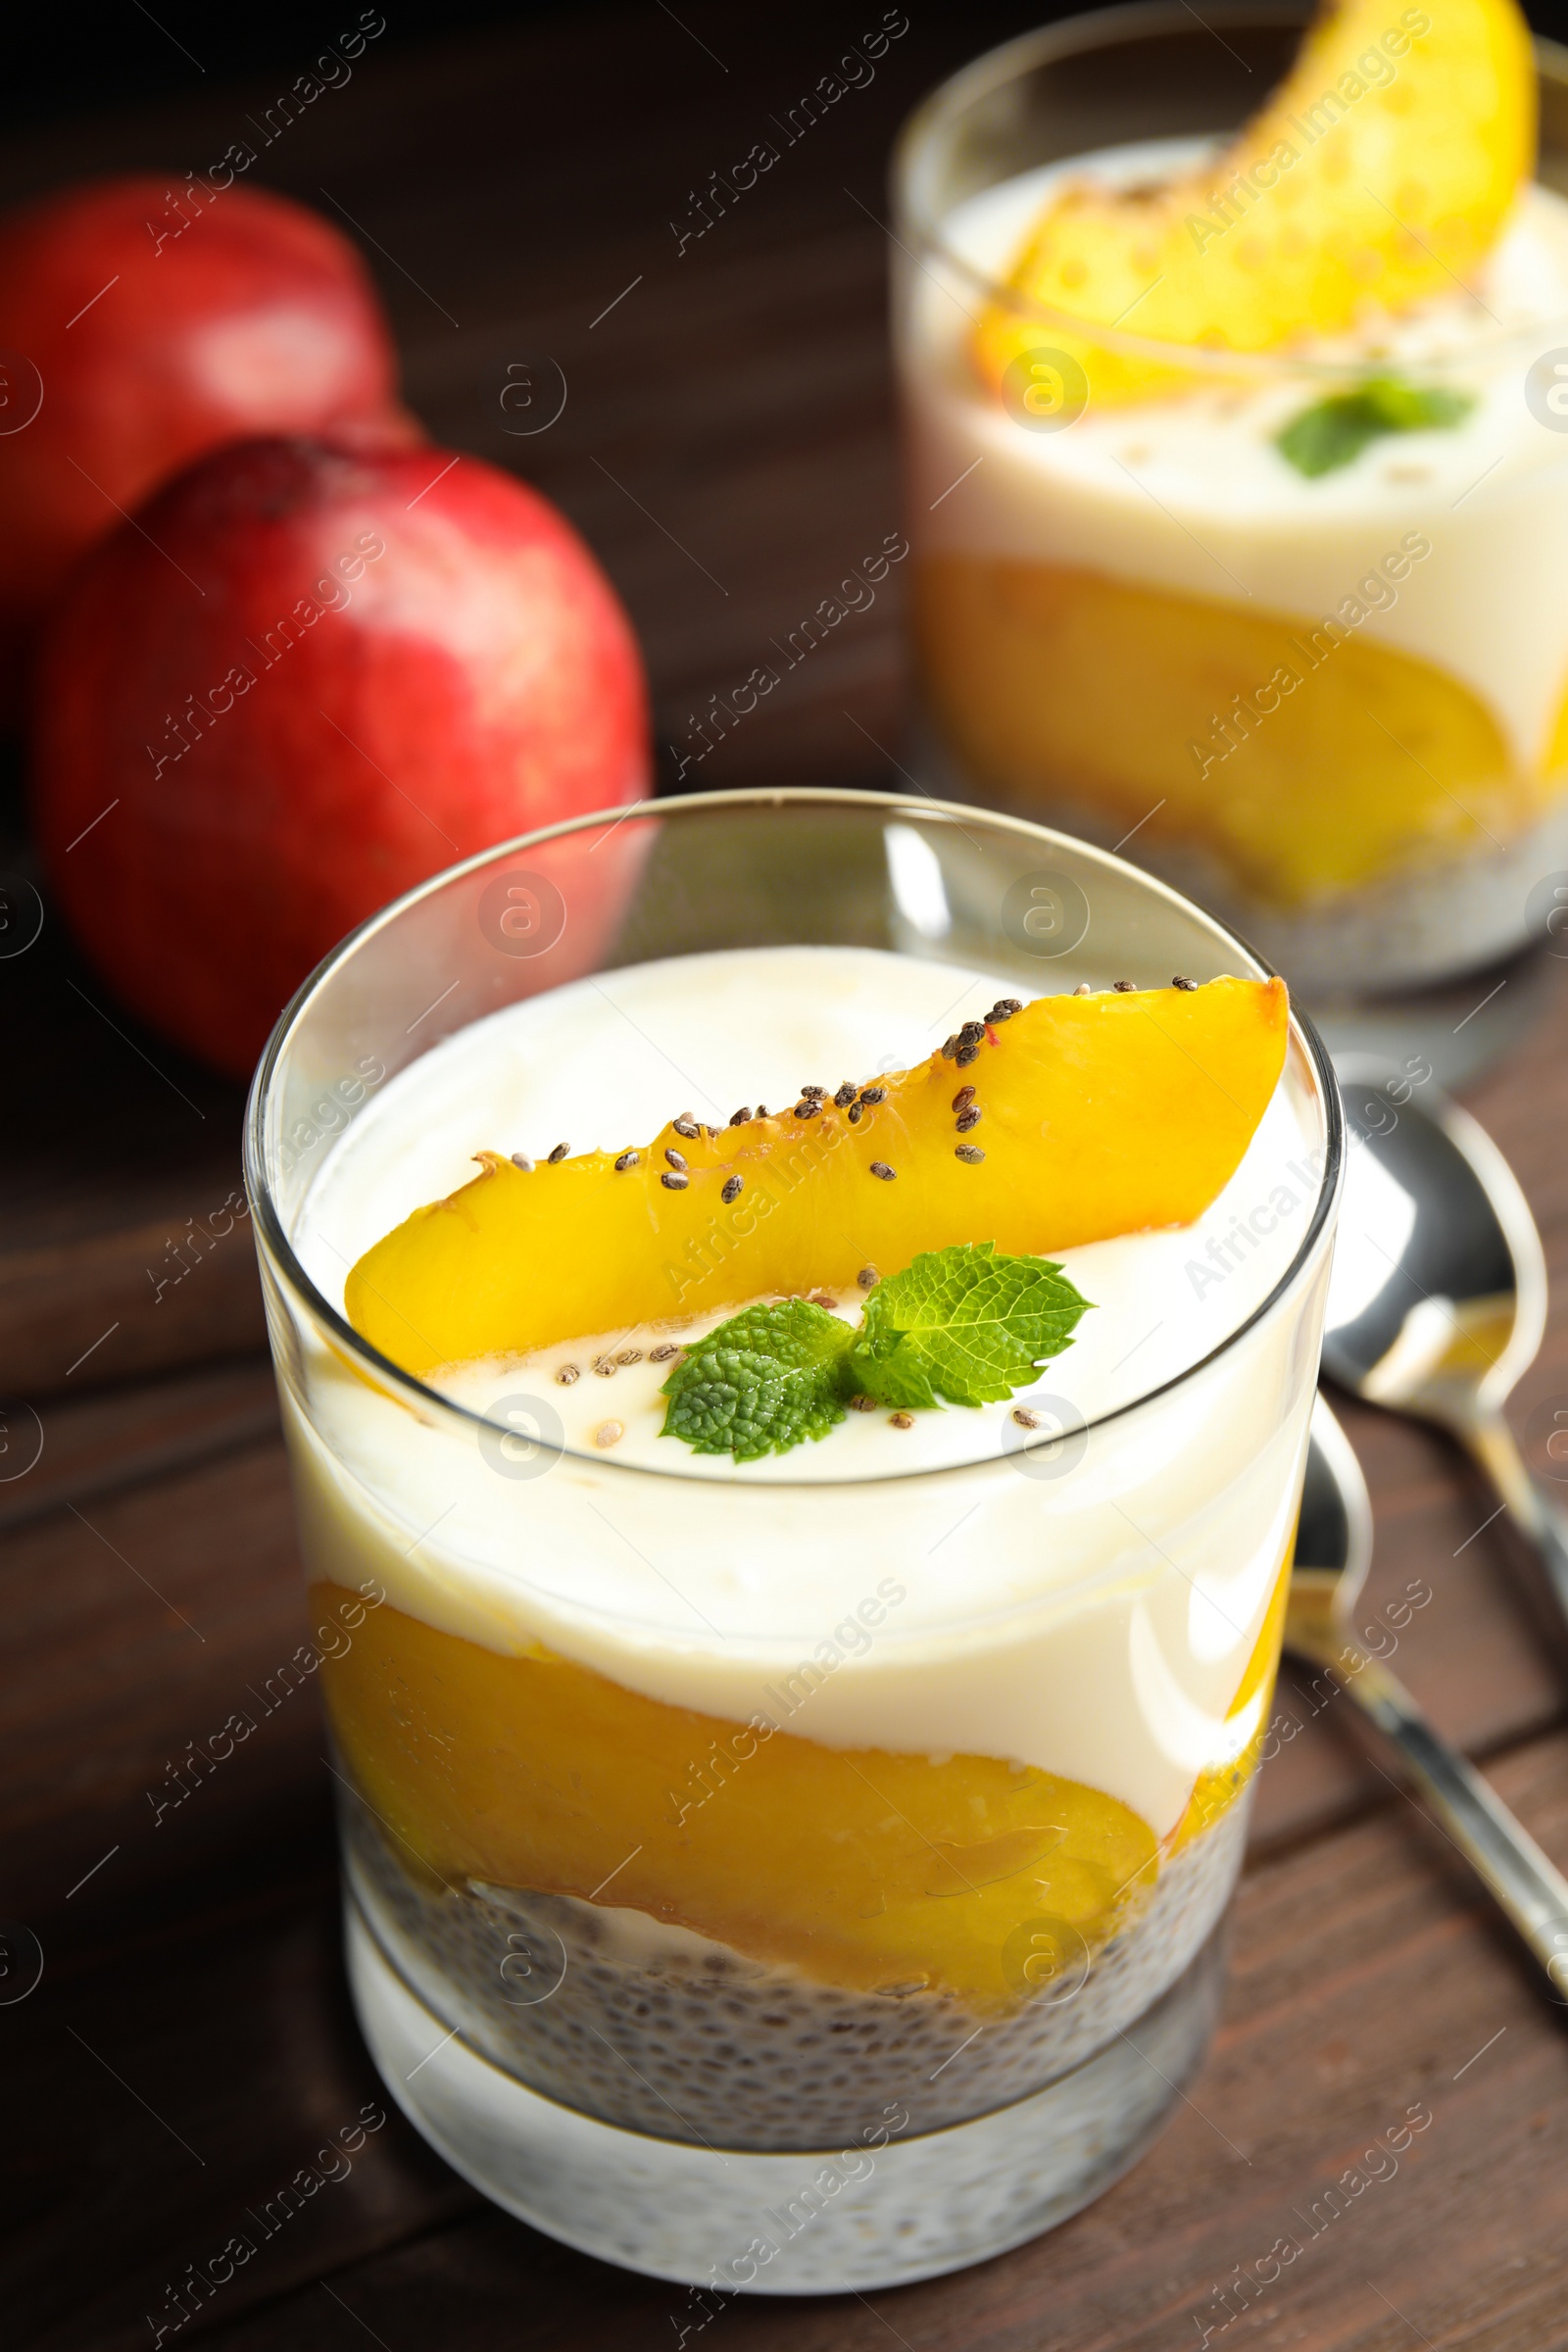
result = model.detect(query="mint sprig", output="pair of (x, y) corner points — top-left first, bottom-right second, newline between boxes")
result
(1276, 374), (1474, 479)
(660, 1244), (1093, 1461)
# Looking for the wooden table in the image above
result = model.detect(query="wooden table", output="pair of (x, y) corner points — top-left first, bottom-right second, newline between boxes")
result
(7, 7), (1568, 2345)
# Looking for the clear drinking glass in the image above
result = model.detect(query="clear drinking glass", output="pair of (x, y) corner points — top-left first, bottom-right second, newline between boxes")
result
(246, 789), (1342, 2291)
(894, 7), (1568, 1004)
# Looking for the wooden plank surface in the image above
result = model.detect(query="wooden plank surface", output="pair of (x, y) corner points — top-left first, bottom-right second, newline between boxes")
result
(14, 1714), (1568, 2352)
(5, 5), (1568, 2349)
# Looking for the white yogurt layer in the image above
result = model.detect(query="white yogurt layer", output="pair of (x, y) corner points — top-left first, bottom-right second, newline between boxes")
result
(904, 139), (1568, 769)
(287, 946), (1332, 1838)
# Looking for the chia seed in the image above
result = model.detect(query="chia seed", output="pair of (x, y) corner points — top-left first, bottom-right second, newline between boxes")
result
(729, 1107), (752, 1125)
(857, 1265), (879, 1289)
(956, 1143), (985, 1163)
(890, 1412), (914, 1430)
(556, 1364), (580, 1385)
(510, 1153), (535, 1171)
(664, 1148), (687, 1170)
(956, 1106), (982, 1132)
(661, 1170), (689, 1191)
(547, 1142), (569, 1163)
(834, 1082), (858, 1106)
(987, 999), (1022, 1021)
(614, 1151), (640, 1172)
(594, 1421), (623, 1449)
(1073, 982), (1092, 996)
(869, 1160), (896, 1181)
(941, 1035), (959, 1058)
(721, 1175), (743, 1204)
(615, 1349), (644, 1367)
(952, 1084), (976, 1110)
(848, 1102), (862, 1124)
(958, 1020), (986, 1046)
(955, 1044), (978, 1067)
(650, 1343), (681, 1363)
(673, 1114), (700, 1138)
(849, 1394), (875, 1412)
(1172, 974), (1198, 990)
(1112, 979), (1136, 993)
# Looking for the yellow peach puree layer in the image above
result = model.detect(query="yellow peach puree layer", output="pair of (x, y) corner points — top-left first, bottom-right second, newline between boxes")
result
(915, 554), (1568, 907)
(316, 1547), (1289, 2015)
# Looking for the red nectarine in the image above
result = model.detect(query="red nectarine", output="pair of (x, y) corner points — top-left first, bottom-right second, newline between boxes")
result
(31, 436), (651, 1076)
(0, 174), (413, 709)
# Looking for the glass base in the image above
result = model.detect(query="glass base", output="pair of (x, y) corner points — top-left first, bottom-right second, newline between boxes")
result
(345, 1894), (1226, 2293)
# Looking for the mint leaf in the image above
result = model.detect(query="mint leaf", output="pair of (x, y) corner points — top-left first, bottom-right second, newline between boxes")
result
(659, 1247), (1094, 1460)
(661, 1298), (856, 1461)
(1276, 375), (1474, 479)
(850, 1243), (1091, 1409)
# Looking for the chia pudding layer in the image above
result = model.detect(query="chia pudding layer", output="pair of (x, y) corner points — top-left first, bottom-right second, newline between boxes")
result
(342, 1786), (1252, 2152)
(1023, 783), (1568, 1002)
(1157, 803), (1568, 1003)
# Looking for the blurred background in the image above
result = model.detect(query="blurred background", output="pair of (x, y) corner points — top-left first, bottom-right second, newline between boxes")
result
(4, 0), (1068, 1385)
(8, 0), (1568, 1151)
(8, 0), (1196, 1413)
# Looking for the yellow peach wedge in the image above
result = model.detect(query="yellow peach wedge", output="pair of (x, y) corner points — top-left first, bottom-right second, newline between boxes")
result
(973, 0), (1536, 405)
(344, 976), (1289, 1376)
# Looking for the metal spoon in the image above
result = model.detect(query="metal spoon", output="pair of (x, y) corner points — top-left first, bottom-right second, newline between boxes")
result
(1288, 1397), (1568, 2001)
(1323, 1056), (1568, 1629)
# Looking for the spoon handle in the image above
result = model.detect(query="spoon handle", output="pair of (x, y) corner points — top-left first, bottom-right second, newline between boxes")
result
(1298, 1638), (1568, 1999)
(1464, 1412), (1568, 1634)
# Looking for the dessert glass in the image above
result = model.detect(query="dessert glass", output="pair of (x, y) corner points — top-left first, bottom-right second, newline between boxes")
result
(894, 6), (1568, 1003)
(245, 788), (1342, 2291)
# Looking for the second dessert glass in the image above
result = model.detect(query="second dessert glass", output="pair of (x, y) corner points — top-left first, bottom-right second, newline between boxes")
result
(246, 790), (1342, 2291)
(894, 4), (1568, 1005)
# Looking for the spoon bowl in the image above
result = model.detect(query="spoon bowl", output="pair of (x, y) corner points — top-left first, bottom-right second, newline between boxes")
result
(1323, 1058), (1568, 1624)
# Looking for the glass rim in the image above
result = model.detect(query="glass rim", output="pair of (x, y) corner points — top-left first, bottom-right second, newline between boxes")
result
(891, 0), (1568, 384)
(244, 784), (1345, 1492)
